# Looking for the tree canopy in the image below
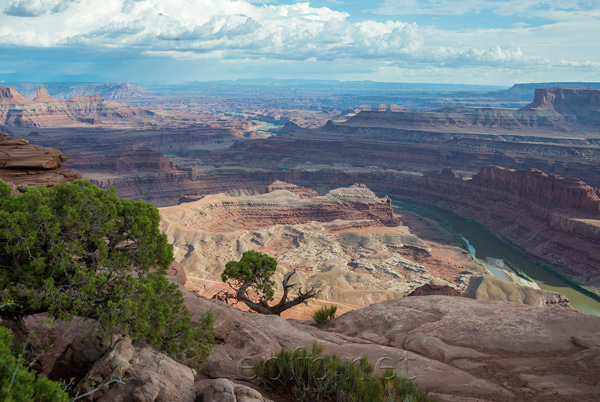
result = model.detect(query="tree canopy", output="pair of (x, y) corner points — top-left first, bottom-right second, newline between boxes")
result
(222, 250), (320, 315)
(0, 180), (213, 368)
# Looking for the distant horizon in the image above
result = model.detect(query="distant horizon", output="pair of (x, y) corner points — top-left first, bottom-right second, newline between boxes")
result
(3, 77), (600, 88)
(1, 76), (511, 88)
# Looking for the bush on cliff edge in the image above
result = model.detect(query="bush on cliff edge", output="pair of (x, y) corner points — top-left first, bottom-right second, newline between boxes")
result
(0, 180), (214, 369)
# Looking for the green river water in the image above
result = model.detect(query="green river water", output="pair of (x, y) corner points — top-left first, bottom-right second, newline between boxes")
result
(391, 199), (600, 316)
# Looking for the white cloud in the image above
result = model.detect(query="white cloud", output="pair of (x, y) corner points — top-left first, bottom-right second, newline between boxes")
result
(373, 0), (600, 17)
(0, 0), (425, 61)
(3, 0), (78, 17)
(0, 0), (598, 83)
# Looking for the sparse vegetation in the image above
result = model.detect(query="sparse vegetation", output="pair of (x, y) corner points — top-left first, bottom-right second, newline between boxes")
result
(254, 344), (434, 402)
(313, 304), (337, 324)
(0, 180), (214, 369)
(0, 326), (69, 402)
(505, 260), (534, 282)
(222, 250), (321, 315)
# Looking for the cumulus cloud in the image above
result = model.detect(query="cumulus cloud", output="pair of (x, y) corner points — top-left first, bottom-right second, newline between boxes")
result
(0, 0), (425, 61)
(3, 0), (77, 17)
(0, 0), (597, 81)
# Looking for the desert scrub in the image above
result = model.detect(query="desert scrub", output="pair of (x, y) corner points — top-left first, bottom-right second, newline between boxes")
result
(254, 344), (434, 402)
(313, 304), (337, 324)
(0, 326), (69, 402)
(0, 180), (214, 369)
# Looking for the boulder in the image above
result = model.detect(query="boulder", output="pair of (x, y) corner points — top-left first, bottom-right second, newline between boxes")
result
(197, 378), (273, 402)
(0, 132), (82, 188)
(73, 336), (196, 402)
(407, 282), (462, 297)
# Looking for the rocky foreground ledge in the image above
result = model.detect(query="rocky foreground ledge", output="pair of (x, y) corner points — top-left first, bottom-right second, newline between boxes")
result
(31, 273), (600, 402)
(0, 132), (81, 191)
(186, 276), (600, 402)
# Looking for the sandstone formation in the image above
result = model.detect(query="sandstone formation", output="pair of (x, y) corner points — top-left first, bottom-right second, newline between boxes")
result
(0, 86), (153, 127)
(265, 180), (318, 198)
(72, 335), (197, 402)
(197, 379), (273, 402)
(194, 87), (600, 191)
(524, 87), (600, 115)
(4, 82), (148, 101)
(341, 87), (600, 132)
(179, 279), (600, 402)
(464, 275), (575, 309)
(18, 272), (600, 402)
(170, 183), (397, 232)
(33, 88), (57, 103)
(99, 159), (599, 290)
(80, 149), (178, 173)
(160, 184), (485, 310)
(0, 132), (81, 189)
(420, 166), (600, 287)
(495, 82), (600, 102)
(0, 86), (32, 104)
(470, 165), (600, 217)
(406, 282), (462, 297)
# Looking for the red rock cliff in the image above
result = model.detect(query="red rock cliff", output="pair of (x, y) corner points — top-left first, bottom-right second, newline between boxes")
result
(0, 132), (81, 189)
(0, 86), (152, 127)
(523, 87), (600, 114)
(471, 165), (600, 218)
(0, 87), (32, 104)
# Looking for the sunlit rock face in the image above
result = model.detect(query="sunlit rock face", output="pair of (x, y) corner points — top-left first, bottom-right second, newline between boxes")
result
(159, 183), (482, 309)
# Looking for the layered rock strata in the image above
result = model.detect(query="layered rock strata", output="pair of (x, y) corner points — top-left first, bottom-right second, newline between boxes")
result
(107, 163), (600, 288)
(31, 278), (600, 401)
(3, 82), (148, 101)
(159, 184), (483, 307)
(0, 132), (81, 189)
(0, 86), (152, 127)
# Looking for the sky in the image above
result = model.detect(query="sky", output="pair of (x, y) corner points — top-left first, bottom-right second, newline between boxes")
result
(0, 0), (599, 85)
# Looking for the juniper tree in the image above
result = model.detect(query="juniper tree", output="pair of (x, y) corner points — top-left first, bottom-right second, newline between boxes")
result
(222, 250), (321, 315)
(0, 180), (214, 368)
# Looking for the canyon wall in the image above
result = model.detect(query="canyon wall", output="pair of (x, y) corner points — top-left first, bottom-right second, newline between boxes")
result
(342, 86), (600, 132)
(93, 163), (599, 288)
(0, 86), (152, 127)
(3, 82), (148, 101)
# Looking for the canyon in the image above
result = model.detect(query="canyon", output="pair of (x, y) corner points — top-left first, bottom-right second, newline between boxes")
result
(88, 155), (600, 291)
(159, 183), (487, 311)
(3, 81), (600, 401)
(3, 82), (148, 101)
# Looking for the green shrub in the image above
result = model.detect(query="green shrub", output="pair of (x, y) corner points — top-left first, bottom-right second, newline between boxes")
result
(0, 180), (214, 369)
(0, 326), (69, 402)
(313, 305), (337, 324)
(254, 344), (434, 402)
